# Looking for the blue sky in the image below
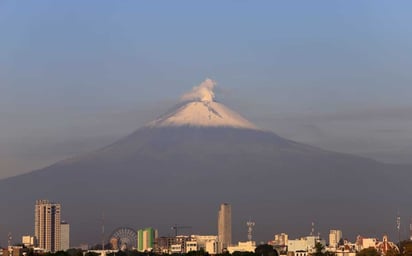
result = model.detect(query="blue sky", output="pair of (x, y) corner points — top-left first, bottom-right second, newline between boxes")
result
(1, 1), (412, 178)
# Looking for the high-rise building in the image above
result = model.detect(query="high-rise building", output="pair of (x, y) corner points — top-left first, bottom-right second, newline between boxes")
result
(34, 200), (61, 252)
(329, 230), (343, 248)
(218, 203), (232, 252)
(137, 228), (157, 252)
(60, 221), (70, 251)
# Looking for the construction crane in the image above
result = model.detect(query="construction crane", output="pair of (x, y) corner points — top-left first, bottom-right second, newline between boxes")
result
(171, 225), (192, 237)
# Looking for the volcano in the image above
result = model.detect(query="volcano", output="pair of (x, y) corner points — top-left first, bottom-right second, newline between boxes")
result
(0, 79), (411, 246)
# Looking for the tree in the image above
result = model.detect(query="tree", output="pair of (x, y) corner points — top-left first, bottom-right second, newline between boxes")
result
(356, 248), (380, 256)
(186, 249), (210, 256)
(54, 251), (69, 256)
(232, 251), (254, 256)
(67, 248), (83, 256)
(255, 244), (279, 256)
(399, 240), (412, 256)
(385, 248), (399, 256)
(313, 242), (325, 256)
(84, 252), (100, 256)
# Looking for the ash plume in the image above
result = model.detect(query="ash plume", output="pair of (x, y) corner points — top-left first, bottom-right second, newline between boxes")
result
(181, 78), (217, 102)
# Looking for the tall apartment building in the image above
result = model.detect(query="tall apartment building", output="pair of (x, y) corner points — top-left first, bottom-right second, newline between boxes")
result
(218, 203), (232, 252)
(329, 230), (343, 248)
(34, 200), (61, 252)
(137, 228), (156, 252)
(60, 221), (70, 251)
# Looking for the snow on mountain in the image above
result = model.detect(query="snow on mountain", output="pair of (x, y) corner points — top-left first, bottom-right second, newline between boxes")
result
(146, 78), (259, 130)
(147, 101), (259, 130)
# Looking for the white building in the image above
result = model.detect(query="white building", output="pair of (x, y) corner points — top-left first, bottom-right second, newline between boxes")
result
(22, 236), (36, 247)
(288, 239), (308, 253)
(355, 236), (377, 251)
(329, 230), (342, 248)
(191, 235), (218, 254)
(61, 222), (70, 251)
(273, 233), (289, 246)
(185, 241), (198, 253)
(288, 236), (325, 254)
(227, 241), (256, 254)
(170, 244), (183, 254)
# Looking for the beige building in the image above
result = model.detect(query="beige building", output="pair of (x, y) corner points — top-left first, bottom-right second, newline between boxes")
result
(218, 203), (232, 252)
(21, 235), (36, 247)
(34, 200), (61, 252)
(60, 222), (70, 251)
(227, 241), (256, 253)
(329, 230), (343, 248)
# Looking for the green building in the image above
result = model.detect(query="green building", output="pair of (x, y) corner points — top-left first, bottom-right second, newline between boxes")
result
(137, 227), (156, 252)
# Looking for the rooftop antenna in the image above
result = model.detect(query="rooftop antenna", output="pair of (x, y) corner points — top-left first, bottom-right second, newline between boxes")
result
(310, 222), (315, 236)
(246, 220), (255, 241)
(8, 232), (12, 247)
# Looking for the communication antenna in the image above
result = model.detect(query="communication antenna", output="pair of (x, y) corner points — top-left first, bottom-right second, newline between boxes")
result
(246, 220), (255, 241)
(310, 222), (315, 236)
(8, 232), (12, 247)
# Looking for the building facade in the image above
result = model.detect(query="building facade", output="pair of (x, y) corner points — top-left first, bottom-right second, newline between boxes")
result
(329, 230), (343, 248)
(34, 200), (61, 252)
(218, 203), (232, 252)
(137, 228), (156, 252)
(60, 222), (70, 251)
(227, 241), (256, 254)
(21, 236), (36, 248)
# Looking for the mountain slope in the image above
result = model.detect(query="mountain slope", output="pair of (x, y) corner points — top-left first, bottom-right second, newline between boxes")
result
(1, 126), (411, 247)
(0, 79), (411, 246)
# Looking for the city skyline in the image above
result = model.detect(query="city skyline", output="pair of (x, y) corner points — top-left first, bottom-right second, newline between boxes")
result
(5, 199), (410, 249)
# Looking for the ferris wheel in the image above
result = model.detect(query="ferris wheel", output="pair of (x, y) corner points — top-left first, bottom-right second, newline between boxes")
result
(109, 227), (137, 251)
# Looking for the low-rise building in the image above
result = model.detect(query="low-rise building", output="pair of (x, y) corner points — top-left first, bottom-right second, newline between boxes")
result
(191, 235), (218, 254)
(287, 236), (325, 254)
(1, 246), (29, 256)
(21, 236), (36, 248)
(227, 241), (256, 254)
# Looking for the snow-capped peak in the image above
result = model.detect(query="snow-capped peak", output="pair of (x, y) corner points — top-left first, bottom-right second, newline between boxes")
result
(146, 79), (259, 130)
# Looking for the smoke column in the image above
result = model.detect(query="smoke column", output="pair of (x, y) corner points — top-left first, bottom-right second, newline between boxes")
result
(181, 78), (217, 102)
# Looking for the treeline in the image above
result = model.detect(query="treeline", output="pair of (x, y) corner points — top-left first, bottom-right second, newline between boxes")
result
(25, 244), (278, 256)
(20, 241), (412, 256)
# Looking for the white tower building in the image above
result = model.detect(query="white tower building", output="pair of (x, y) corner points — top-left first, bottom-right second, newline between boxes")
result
(60, 221), (70, 251)
(218, 203), (232, 252)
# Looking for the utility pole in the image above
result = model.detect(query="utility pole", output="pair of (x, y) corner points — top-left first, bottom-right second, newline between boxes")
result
(246, 220), (255, 241)
(409, 218), (412, 241)
(397, 212), (401, 247)
(102, 212), (105, 251)
(8, 232), (12, 247)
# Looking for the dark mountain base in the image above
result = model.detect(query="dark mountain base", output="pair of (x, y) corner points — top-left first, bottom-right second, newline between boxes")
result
(0, 127), (411, 246)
